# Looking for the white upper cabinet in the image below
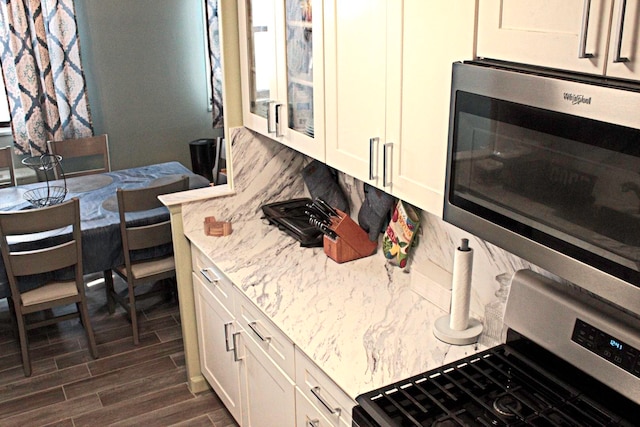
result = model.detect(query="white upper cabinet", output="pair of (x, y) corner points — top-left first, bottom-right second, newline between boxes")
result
(388, 1), (476, 216)
(478, 0), (640, 81)
(238, 0), (325, 161)
(324, 0), (476, 216)
(606, 0), (640, 80)
(323, 0), (389, 187)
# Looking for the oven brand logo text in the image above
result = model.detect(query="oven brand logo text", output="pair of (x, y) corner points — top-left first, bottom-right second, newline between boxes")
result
(563, 93), (592, 105)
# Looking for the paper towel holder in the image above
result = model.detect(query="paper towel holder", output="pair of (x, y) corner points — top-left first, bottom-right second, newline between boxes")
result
(433, 238), (483, 345)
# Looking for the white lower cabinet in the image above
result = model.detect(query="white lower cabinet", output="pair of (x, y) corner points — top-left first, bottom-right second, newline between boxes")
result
(192, 245), (355, 427)
(295, 348), (355, 427)
(192, 259), (241, 422)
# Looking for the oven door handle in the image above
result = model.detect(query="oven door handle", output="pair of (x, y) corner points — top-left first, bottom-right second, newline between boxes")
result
(578, 0), (594, 59)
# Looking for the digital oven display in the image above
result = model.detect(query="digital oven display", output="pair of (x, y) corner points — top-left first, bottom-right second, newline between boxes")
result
(572, 318), (640, 378)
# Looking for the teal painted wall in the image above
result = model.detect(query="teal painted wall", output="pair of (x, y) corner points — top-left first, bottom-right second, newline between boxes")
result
(75, 0), (222, 171)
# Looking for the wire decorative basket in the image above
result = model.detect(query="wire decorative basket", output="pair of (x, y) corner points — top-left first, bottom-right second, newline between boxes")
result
(23, 186), (68, 208)
(21, 154), (68, 208)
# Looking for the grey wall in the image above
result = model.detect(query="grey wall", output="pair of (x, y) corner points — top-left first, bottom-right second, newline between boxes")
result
(75, 0), (222, 171)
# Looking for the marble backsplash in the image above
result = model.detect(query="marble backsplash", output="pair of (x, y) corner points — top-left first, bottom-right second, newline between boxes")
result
(205, 126), (552, 347)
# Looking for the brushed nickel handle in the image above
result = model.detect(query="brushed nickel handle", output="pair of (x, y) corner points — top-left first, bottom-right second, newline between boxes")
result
(232, 332), (243, 361)
(275, 103), (283, 137)
(200, 268), (220, 284)
(267, 100), (276, 133)
(310, 386), (341, 416)
(383, 142), (393, 187)
(578, 0), (594, 59)
(369, 137), (379, 180)
(613, 0), (629, 63)
(307, 420), (320, 427)
(248, 321), (271, 342)
(224, 322), (233, 352)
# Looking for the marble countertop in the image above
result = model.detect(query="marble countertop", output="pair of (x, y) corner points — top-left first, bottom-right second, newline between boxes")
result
(184, 210), (483, 400)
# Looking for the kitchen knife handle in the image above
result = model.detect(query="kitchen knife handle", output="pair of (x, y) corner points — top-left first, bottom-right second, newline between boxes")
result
(369, 137), (379, 180)
(310, 386), (341, 416)
(578, 0), (594, 59)
(383, 142), (393, 187)
(613, 0), (629, 63)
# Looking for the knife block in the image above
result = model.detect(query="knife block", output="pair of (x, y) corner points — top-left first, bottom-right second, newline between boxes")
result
(323, 209), (377, 263)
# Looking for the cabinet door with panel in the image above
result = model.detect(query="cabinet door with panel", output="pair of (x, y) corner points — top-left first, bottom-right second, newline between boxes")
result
(477, 0), (613, 75)
(192, 250), (241, 423)
(234, 288), (296, 426)
(324, 0), (390, 187)
(606, 0), (640, 80)
(387, 1), (476, 216)
(238, 0), (325, 160)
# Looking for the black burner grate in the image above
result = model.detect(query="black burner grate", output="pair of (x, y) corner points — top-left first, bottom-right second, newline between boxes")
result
(355, 341), (638, 426)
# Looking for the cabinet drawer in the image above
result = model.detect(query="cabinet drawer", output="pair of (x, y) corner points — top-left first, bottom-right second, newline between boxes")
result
(295, 348), (355, 427)
(234, 288), (295, 380)
(191, 245), (234, 312)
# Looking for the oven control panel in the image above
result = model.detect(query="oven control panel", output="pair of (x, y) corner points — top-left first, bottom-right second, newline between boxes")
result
(572, 319), (640, 378)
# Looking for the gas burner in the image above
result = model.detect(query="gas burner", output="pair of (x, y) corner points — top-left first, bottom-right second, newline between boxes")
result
(492, 394), (522, 417)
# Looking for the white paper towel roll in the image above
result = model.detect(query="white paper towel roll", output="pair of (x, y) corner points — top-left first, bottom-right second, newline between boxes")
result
(450, 240), (473, 331)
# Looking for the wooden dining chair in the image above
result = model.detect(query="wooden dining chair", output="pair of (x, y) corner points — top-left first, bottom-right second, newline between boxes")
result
(0, 146), (16, 188)
(47, 134), (111, 179)
(0, 198), (98, 376)
(105, 176), (189, 344)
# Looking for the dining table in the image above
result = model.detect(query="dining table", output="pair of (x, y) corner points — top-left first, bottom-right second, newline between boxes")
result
(0, 161), (210, 299)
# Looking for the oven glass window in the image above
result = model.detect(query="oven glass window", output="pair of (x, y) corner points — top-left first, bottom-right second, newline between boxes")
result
(450, 91), (640, 281)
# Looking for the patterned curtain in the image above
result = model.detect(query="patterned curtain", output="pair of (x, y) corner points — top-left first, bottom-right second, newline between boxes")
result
(205, 0), (223, 128)
(0, 0), (93, 156)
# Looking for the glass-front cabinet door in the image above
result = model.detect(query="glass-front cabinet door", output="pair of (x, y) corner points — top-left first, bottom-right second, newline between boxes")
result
(239, 0), (279, 133)
(239, 0), (324, 161)
(280, 0), (324, 160)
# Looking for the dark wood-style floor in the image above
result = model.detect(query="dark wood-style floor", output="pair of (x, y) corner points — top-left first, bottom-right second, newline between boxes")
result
(0, 274), (239, 427)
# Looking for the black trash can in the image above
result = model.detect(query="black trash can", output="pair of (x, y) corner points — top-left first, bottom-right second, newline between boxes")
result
(189, 138), (217, 182)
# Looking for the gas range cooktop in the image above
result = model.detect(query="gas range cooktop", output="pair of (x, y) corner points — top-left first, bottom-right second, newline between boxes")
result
(352, 270), (640, 427)
(354, 336), (637, 426)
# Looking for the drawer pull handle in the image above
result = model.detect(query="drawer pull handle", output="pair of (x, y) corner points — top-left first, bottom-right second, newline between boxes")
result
(200, 268), (220, 284)
(224, 322), (233, 352)
(275, 103), (283, 137)
(383, 142), (393, 187)
(267, 100), (276, 133)
(613, 0), (629, 63)
(232, 332), (243, 361)
(311, 386), (341, 416)
(307, 420), (320, 427)
(369, 137), (379, 180)
(248, 321), (271, 342)
(578, 0), (594, 59)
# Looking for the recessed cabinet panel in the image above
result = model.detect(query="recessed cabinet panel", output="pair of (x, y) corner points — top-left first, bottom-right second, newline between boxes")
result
(477, 0), (613, 75)
(606, 0), (640, 80)
(192, 272), (241, 423)
(389, 1), (476, 216)
(324, 0), (388, 185)
(237, 331), (296, 427)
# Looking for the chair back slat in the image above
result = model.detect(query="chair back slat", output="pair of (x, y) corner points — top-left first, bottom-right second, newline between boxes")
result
(47, 134), (110, 179)
(0, 199), (77, 235)
(118, 177), (189, 213)
(0, 146), (16, 188)
(9, 240), (77, 276)
(125, 221), (172, 252)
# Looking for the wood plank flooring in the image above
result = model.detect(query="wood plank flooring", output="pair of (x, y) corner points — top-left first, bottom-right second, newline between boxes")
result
(0, 275), (239, 427)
